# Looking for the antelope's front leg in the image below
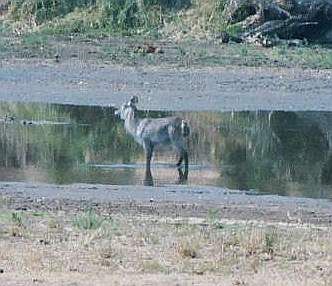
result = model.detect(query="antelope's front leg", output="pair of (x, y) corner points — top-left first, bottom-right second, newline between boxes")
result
(143, 140), (154, 170)
(143, 140), (154, 186)
(183, 150), (189, 177)
(144, 167), (154, 186)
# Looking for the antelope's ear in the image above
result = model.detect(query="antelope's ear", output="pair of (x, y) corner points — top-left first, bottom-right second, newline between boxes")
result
(129, 96), (138, 106)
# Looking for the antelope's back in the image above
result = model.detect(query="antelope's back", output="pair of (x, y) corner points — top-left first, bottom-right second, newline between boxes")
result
(137, 117), (183, 145)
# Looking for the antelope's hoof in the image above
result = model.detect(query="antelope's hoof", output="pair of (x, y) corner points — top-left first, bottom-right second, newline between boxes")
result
(176, 177), (188, 185)
(143, 178), (154, 186)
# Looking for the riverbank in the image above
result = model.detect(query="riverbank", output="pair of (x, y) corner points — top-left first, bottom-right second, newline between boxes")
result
(1, 59), (332, 111)
(0, 182), (331, 285)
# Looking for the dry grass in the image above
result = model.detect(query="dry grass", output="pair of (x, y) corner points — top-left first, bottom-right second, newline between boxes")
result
(176, 239), (199, 259)
(162, 0), (226, 41)
(0, 204), (331, 285)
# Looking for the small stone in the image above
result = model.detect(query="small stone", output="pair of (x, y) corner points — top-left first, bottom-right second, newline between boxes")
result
(216, 31), (230, 43)
(155, 47), (164, 54)
(39, 239), (50, 245)
(55, 54), (60, 63)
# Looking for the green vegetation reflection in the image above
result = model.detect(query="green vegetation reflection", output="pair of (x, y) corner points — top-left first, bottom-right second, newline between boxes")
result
(0, 102), (331, 199)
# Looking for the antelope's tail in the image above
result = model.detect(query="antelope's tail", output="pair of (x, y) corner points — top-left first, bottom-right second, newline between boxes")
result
(181, 120), (190, 137)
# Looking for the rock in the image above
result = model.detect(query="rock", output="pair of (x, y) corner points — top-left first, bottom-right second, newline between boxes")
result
(54, 54), (60, 63)
(216, 31), (230, 43)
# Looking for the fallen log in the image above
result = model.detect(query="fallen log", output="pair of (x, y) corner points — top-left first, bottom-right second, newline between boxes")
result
(224, 0), (332, 44)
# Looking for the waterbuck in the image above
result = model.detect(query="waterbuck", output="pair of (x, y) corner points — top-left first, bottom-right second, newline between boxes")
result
(115, 96), (190, 185)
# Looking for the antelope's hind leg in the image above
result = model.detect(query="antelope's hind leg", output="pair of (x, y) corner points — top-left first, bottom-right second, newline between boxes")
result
(176, 149), (188, 183)
(176, 165), (188, 184)
(169, 126), (189, 182)
(174, 142), (188, 167)
(143, 140), (154, 169)
(176, 148), (188, 168)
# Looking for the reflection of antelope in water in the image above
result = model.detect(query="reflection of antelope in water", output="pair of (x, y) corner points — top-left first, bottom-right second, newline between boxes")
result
(115, 96), (190, 185)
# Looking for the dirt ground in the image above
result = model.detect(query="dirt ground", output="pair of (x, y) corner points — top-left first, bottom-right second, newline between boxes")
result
(1, 59), (332, 111)
(1, 49), (332, 285)
(0, 182), (331, 285)
(1, 182), (332, 225)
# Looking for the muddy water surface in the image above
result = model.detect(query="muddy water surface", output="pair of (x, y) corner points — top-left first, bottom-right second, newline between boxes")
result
(0, 102), (331, 199)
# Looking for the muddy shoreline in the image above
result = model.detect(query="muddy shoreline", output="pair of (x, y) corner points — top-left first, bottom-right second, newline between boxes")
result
(1, 59), (332, 111)
(1, 58), (332, 223)
(1, 182), (331, 226)
(1, 58), (332, 285)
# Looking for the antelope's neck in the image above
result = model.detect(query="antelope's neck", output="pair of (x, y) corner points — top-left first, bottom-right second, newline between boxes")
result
(124, 112), (140, 137)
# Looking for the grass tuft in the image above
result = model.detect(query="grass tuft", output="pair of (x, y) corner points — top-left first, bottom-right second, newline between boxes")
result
(177, 240), (198, 259)
(207, 208), (224, 229)
(264, 227), (278, 255)
(10, 211), (26, 237)
(11, 211), (24, 227)
(73, 209), (106, 230)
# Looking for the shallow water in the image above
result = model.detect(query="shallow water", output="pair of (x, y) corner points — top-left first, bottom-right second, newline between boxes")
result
(0, 102), (331, 199)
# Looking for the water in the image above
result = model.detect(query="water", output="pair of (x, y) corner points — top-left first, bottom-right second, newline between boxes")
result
(0, 102), (331, 199)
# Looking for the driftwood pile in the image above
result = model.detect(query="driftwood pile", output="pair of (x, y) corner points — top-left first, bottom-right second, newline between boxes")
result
(222, 0), (332, 46)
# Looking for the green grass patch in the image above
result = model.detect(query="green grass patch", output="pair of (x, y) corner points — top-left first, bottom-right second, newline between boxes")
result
(8, 0), (169, 36)
(270, 44), (332, 69)
(11, 211), (25, 227)
(73, 209), (107, 230)
(5, 0), (233, 40)
(0, 21), (12, 53)
(9, 0), (96, 24)
(0, 211), (12, 224)
(21, 32), (49, 47)
(3, 0), (331, 70)
(206, 208), (224, 229)
(31, 211), (47, 217)
(264, 227), (279, 255)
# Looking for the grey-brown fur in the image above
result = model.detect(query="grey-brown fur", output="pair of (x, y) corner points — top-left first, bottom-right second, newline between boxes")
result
(116, 96), (189, 185)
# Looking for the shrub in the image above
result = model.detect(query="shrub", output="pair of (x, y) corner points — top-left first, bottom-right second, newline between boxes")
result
(7, 0), (201, 34)
(73, 209), (106, 230)
(9, 0), (95, 24)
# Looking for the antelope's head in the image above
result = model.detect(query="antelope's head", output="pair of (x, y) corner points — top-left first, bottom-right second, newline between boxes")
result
(115, 96), (138, 120)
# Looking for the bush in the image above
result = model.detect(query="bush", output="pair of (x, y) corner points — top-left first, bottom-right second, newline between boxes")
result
(73, 209), (106, 230)
(96, 0), (140, 31)
(9, 0), (95, 24)
(8, 0), (167, 34)
(143, 0), (191, 10)
(6, 0), (232, 37)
